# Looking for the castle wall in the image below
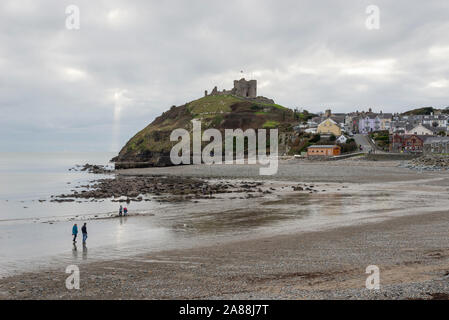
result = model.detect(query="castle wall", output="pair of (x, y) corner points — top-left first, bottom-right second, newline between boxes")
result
(207, 78), (257, 99)
(248, 80), (257, 98)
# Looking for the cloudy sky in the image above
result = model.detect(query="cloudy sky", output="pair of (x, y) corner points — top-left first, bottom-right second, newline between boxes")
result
(1, 0), (448, 152)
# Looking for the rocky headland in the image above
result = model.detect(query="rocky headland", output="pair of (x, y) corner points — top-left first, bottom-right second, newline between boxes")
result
(112, 79), (311, 169)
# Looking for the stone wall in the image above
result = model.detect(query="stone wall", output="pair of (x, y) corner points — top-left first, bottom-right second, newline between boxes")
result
(365, 153), (420, 161)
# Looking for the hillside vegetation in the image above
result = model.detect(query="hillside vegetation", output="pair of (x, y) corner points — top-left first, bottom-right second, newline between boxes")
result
(402, 107), (436, 116)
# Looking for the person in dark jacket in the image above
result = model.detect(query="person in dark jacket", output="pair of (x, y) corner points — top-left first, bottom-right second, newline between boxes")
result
(72, 224), (78, 243)
(81, 223), (88, 244)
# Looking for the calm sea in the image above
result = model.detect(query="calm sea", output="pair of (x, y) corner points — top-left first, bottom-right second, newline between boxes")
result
(0, 152), (273, 276)
(0, 152), (178, 276)
(0, 152), (116, 220)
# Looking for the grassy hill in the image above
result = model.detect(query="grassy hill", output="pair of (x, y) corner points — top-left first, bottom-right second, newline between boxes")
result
(402, 106), (449, 116)
(402, 107), (435, 116)
(113, 94), (297, 168)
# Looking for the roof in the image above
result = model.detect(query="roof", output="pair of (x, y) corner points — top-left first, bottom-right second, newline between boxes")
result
(423, 137), (449, 144)
(392, 121), (407, 127)
(394, 134), (436, 141)
(404, 134), (436, 142)
(406, 123), (434, 132)
(330, 115), (345, 124)
(378, 113), (393, 119)
(307, 145), (340, 149)
(425, 125), (447, 133)
(318, 118), (338, 126)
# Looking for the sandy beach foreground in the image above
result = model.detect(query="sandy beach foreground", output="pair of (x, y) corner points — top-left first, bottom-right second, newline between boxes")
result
(2, 210), (449, 300)
(2, 158), (449, 300)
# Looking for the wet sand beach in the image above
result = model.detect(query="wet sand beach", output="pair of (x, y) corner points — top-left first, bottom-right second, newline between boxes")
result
(2, 159), (449, 299)
(2, 209), (449, 300)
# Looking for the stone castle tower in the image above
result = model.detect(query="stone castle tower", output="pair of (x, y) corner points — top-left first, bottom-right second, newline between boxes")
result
(233, 78), (257, 98)
(205, 78), (257, 99)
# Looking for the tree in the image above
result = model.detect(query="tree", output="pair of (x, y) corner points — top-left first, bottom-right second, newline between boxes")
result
(309, 134), (321, 143)
(338, 141), (358, 154)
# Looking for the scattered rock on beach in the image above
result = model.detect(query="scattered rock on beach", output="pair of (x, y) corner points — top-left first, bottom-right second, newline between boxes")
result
(69, 163), (113, 174)
(52, 176), (269, 203)
(402, 155), (449, 171)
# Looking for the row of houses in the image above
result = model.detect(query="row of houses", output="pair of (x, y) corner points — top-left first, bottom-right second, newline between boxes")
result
(390, 115), (448, 135)
(346, 111), (449, 135)
(296, 108), (449, 157)
(303, 109), (394, 135)
(306, 134), (449, 157)
(301, 109), (449, 136)
(303, 109), (394, 136)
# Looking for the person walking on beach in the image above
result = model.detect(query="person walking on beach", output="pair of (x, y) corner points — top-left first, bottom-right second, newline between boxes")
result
(119, 205), (123, 216)
(72, 224), (78, 243)
(123, 207), (128, 216)
(81, 223), (88, 245)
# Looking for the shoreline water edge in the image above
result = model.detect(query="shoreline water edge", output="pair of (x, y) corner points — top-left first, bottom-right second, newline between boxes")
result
(1, 153), (449, 299)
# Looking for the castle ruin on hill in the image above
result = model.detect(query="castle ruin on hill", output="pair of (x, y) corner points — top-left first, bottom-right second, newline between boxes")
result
(205, 78), (274, 104)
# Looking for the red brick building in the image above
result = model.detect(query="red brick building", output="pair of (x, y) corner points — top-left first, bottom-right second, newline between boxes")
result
(390, 134), (429, 153)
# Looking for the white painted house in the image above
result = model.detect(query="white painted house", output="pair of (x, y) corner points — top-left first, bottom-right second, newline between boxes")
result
(336, 135), (348, 144)
(406, 124), (434, 136)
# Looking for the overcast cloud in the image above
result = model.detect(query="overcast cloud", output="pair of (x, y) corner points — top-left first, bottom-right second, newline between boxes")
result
(1, 0), (448, 152)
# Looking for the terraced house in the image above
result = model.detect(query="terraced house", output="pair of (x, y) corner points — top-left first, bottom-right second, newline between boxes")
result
(358, 114), (382, 133)
(344, 112), (360, 133)
(379, 113), (393, 131)
(423, 137), (449, 154)
(391, 113), (449, 135)
(421, 114), (448, 128)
